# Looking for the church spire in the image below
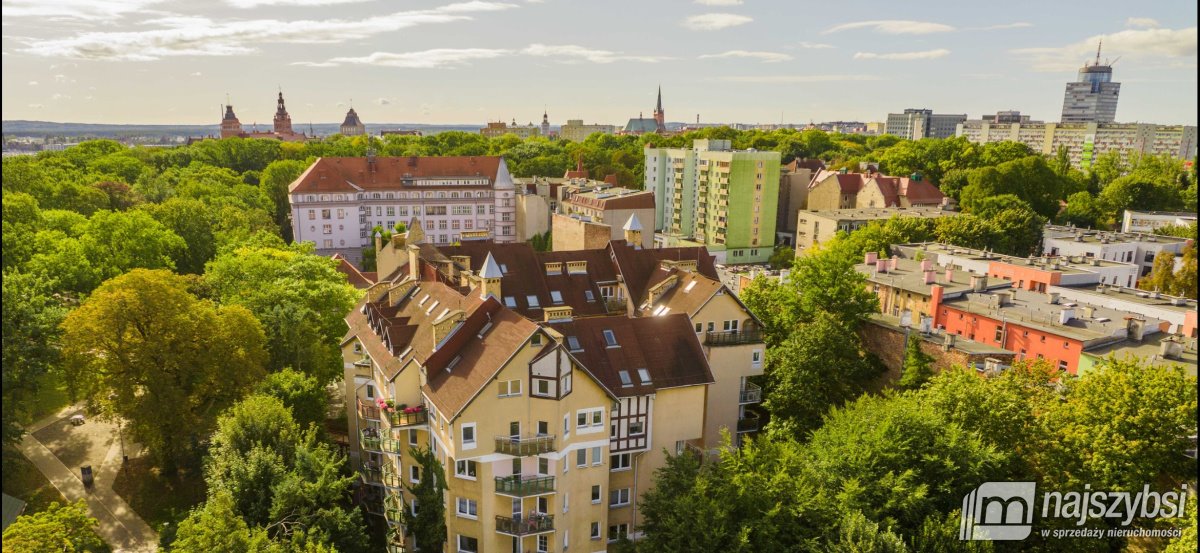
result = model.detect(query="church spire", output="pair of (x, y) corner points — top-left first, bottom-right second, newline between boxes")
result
(656, 85), (662, 112)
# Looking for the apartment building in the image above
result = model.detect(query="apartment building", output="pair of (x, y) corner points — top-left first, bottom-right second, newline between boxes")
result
(288, 155), (518, 263)
(1042, 225), (1191, 277)
(855, 253), (1013, 323)
(555, 186), (654, 250)
(956, 120), (1198, 170)
(346, 231), (767, 550)
(775, 158), (824, 243)
(806, 169), (947, 211)
(644, 139), (781, 264)
(884, 108), (966, 140)
(559, 119), (617, 143)
(794, 207), (958, 257)
(893, 242), (1141, 291)
(1121, 210), (1198, 234)
(481, 121), (541, 139)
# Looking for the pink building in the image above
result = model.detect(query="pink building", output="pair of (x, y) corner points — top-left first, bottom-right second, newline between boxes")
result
(288, 155), (517, 264)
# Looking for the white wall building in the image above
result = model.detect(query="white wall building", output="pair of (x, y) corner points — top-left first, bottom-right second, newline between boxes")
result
(288, 155), (517, 264)
(1042, 225), (1191, 278)
(1121, 210), (1198, 234)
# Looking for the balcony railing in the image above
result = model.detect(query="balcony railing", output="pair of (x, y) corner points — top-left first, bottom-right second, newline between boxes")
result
(360, 462), (382, 484)
(739, 382), (763, 404)
(705, 329), (764, 347)
(495, 475), (556, 497)
(380, 436), (404, 454)
(494, 434), (556, 456)
(605, 298), (625, 313)
(385, 407), (428, 428)
(736, 412), (761, 433)
(357, 398), (381, 421)
(495, 514), (554, 536)
(384, 496), (405, 523)
(360, 429), (383, 452)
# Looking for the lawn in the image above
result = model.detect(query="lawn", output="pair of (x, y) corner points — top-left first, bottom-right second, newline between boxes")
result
(111, 456), (206, 534)
(24, 369), (73, 425)
(1, 449), (67, 514)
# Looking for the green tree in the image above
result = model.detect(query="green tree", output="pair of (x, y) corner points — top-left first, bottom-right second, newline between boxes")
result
(204, 243), (359, 382)
(403, 447), (449, 553)
(1172, 244), (1197, 299)
(764, 311), (879, 438)
(826, 511), (908, 553)
(767, 244), (795, 270)
(1139, 250), (1178, 294)
(1059, 191), (1105, 228)
(0, 500), (105, 553)
(897, 334), (934, 389)
(259, 160), (308, 243)
(986, 205), (1046, 257)
(140, 198), (218, 274)
(2, 191), (42, 269)
(79, 209), (187, 281)
(1164, 492), (1197, 553)
(255, 368), (329, 432)
(171, 492), (277, 553)
(60, 269), (268, 470)
(1, 271), (66, 446)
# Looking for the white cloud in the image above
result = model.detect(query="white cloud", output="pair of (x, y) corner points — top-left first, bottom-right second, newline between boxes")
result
(1126, 17), (1160, 29)
(796, 41), (834, 49)
(28, 103), (43, 108)
(521, 44), (672, 63)
(682, 13), (752, 31)
(1012, 27), (1197, 72)
(823, 20), (954, 35)
(376, 98), (390, 105)
(298, 48), (512, 68)
(719, 75), (882, 83)
(1, 0), (165, 21)
(20, 2), (519, 60)
(27, 80), (37, 85)
(694, 0), (743, 5)
(699, 50), (791, 63)
(854, 48), (950, 60)
(51, 93), (71, 100)
(224, 0), (373, 7)
(966, 22), (1033, 31)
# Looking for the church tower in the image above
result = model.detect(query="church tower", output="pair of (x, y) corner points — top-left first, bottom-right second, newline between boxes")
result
(540, 109), (550, 137)
(273, 91), (293, 134)
(653, 86), (665, 133)
(220, 104), (243, 138)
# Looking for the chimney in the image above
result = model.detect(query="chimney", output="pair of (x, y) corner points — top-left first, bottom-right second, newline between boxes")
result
(970, 273), (988, 292)
(875, 259), (888, 273)
(943, 332), (956, 351)
(1048, 292), (1060, 304)
(1081, 306), (1095, 319)
(944, 267), (954, 283)
(1159, 337), (1183, 359)
(920, 259), (933, 272)
(889, 255), (899, 272)
(865, 251), (879, 265)
(1126, 317), (1146, 342)
(407, 245), (420, 281)
(374, 231), (383, 253)
(543, 306), (573, 323)
(923, 270), (935, 284)
(1059, 308), (1076, 325)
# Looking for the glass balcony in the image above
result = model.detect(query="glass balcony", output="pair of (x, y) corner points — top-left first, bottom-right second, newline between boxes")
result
(384, 495), (405, 523)
(495, 514), (554, 536)
(737, 412), (760, 433)
(494, 434), (556, 456)
(704, 329), (764, 346)
(739, 382), (763, 404)
(494, 475), (556, 497)
(381, 436), (404, 454)
(360, 462), (382, 484)
(360, 429), (383, 452)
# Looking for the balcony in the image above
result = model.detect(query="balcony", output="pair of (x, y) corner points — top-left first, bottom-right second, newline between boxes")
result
(385, 405), (428, 428)
(387, 528), (406, 553)
(382, 465), (404, 488)
(605, 298), (625, 314)
(737, 412), (761, 433)
(739, 382), (763, 404)
(360, 429), (383, 452)
(381, 435), (404, 454)
(495, 514), (555, 536)
(360, 461), (382, 484)
(357, 398), (381, 421)
(704, 329), (764, 346)
(495, 475), (556, 497)
(494, 434), (556, 456)
(384, 495), (405, 523)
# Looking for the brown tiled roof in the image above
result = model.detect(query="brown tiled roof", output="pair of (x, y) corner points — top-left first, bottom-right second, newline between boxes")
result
(811, 170), (866, 195)
(332, 253), (376, 289)
(784, 158), (826, 173)
(288, 156), (502, 194)
(565, 190), (655, 211)
(638, 269), (723, 317)
(608, 240), (718, 306)
(549, 314), (713, 397)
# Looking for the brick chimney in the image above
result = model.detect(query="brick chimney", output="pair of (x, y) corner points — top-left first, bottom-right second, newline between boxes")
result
(944, 267), (954, 283)
(865, 251), (878, 265)
(924, 270), (935, 284)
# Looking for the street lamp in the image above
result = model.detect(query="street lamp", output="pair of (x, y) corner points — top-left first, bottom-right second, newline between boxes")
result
(107, 393), (127, 470)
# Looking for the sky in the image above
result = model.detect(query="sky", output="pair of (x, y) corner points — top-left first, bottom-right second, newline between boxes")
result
(1, 0), (1197, 126)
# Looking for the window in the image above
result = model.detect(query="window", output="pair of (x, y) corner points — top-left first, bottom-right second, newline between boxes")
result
(995, 328), (1004, 343)
(591, 446), (602, 465)
(591, 485), (601, 503)
(567, 336), (582, 351)
(695, 322), (703, 333)
(585, 290), (595, 302)
(456, 498), (478, 519)
(550, 290), (563, 304)
(723, 320), (739, 332)
(537, 535), (548, 553)
(628, 421), (644, 436)
(410, 465), (420, 483)
(531, 333), (542, 346)
(609, 488), (631, 507)
(409, 429), (419, 446)
(636, 368), (651, 385)
(536, 379), (551, 396)
(321, 209), (331, 219)
(1063, 341), (1070, 349)
(538, 457), (549, 475)
(1058, 360), (1069, 371)
(455, 459), (477, 479)
(618, 370), (632, 387)
(577, 449), (587, 467)
(456, 534), (478, 552)
(707, 322), (715, 332)
(527, 295), (541, 308)
(752, 349), (763, 369)
(611, 453), (631, 470)
(365, 384), (374, 399)
(461, 423), (476, 449)
(498, 379), (522, 397)
(591, 522), (601, 540)
(576, 408), (603, 432)
(504, 296), (517, 308)
(307, 210), (315, 220)
(608, 524), (628, 542)
(603, 330), (618, 347)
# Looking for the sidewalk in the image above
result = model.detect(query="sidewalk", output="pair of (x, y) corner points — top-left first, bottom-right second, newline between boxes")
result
(17, 404), (159, 552)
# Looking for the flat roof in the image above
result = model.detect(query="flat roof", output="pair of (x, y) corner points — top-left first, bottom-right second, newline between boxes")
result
(1043, 225), (1191, 245)
(800, 207), (957, 222)
(1052, 283), (1198, 313)
(867, 314), (1017, 356)
(895, 242), (1136, 274)
(941, 286), (1167, 344)
(854, 257), (1008, 296)
(1084, 334), (1197, 376)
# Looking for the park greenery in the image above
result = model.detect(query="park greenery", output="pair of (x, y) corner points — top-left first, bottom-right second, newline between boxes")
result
(1, 127), (1196, 549)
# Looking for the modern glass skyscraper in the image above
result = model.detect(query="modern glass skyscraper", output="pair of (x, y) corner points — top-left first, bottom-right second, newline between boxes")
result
(1061, 43), (1120, 123)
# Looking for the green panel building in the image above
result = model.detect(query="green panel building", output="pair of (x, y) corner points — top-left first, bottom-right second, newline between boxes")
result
(644, 139), (780, 264)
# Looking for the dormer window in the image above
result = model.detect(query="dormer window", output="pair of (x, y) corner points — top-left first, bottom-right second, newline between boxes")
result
(603, 330), (618, 348)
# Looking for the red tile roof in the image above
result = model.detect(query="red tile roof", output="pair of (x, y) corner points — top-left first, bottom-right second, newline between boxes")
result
(332, 253), (376, 289)
(608, 240), (718, 306)
(289, 156), (503, 194)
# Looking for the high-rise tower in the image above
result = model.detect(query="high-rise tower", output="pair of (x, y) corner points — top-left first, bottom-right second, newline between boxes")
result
(1061, 42), (1120, 123)
(274, 91), (294, 134)
(653, 86), (666, 133)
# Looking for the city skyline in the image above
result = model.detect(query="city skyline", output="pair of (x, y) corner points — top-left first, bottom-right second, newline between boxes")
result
(1, 0), (1197, 126)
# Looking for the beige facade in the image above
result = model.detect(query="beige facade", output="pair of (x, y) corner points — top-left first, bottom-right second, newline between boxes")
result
(956, 120), (1198, 170)
(551, 213), (614, 252)
(516, 193), (551, 242)
(481, 121), (541, 139)
(777, 167), (814, 234)
(795, 207), (959, 257)
(560, 119), (617, 143)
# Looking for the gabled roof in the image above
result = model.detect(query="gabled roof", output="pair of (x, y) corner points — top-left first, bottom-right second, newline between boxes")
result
(639, 269), (724, 318)
(547, 314), (713, 397)
(607, 240), (718, 306)
(332, 253), (376, 289)
(288, 156), (503, 194)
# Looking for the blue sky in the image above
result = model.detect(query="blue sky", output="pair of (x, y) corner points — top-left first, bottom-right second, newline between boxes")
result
(2, 0), (1196, 126)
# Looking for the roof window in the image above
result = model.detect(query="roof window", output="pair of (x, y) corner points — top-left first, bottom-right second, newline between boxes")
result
(603, 330), (618, 348)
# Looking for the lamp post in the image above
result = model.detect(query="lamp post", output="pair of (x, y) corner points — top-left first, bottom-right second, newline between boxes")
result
(108, 393), (127, 471)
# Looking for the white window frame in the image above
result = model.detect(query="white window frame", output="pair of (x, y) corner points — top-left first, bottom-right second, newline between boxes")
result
(461, 423), (477, 450)
(576, 408), (604, 434)
(609, 487), (631, 507)
(610, 453), (631, 471)
(456, 498), (478, 520)
(591, 485), (601, 504)
(456, 533), (479, 552)
(591, 446), (602, 466)
(455, 459), (477, 480)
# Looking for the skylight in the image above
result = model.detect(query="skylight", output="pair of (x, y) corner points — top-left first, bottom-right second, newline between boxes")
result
(684, 281), (697, 293)
(618, 370), (633, 387)
(567, 336), (582, 351)
(584, 290), (595, 302)
(399, 346), (413, 359)
(603, 330), (618, 348)
(446, 355), (462, 373)
(418, 294), (430, 306)
(504, 296), (517, 308)
(527, 295), (541, 308)
(551, 291), (564, 304)
(426, 300), (440, 315)
(500, 263), (509, 274)
(438, 308), (450, 320)
(637, 368), (652, 385)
